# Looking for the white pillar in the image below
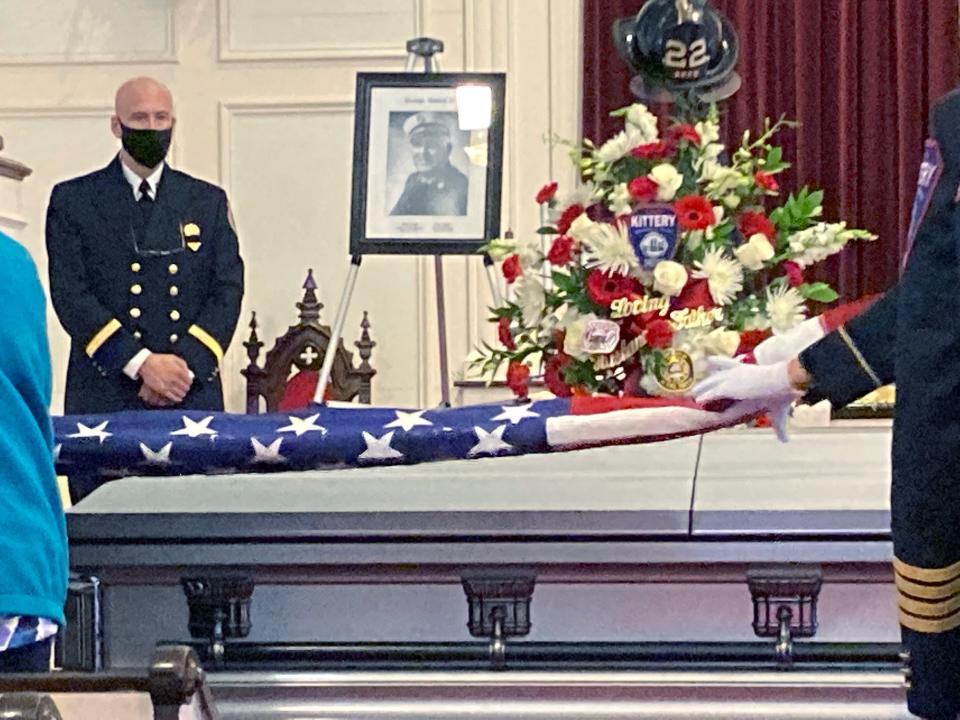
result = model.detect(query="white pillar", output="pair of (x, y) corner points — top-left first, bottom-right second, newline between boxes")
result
(0, 136), (31, 235)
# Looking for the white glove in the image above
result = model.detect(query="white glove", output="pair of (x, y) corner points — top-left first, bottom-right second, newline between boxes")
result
(693, 357), (798, 442)
(753, 317), (825, 365)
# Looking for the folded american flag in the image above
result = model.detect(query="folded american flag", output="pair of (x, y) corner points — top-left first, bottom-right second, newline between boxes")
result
(53, 396), (767, 478)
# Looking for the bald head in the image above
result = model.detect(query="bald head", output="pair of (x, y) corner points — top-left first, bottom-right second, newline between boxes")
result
(111, 77), (174, 137)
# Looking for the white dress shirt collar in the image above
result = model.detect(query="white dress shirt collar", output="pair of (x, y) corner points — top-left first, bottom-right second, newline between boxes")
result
(120, 155), (164, 201)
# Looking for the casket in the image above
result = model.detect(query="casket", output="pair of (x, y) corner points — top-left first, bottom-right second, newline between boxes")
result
(64, 423), (912, 719)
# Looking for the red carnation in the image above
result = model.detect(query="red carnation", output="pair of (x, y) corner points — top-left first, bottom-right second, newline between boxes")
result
(674, 194), (715, 231)
(644, 318), (674, 349)
(555, 204), (584, 235)
(547, 235), (575, 266)
(497, 316), (516, 350)
(506, 361), (530, 399)
(666, 124), (702, 146)
(754, 171), (779, 192)
(544, 352), (573, 397)
(628, 176), (659, 202)
(586, 269), (636, 307)
(630, 141), (671, 160)
(738, 210), (776, 241)
(536, 181), (559, 204)
(783, 260), (804, 288)
(737, 329), (772, 356)
(501, 254), (522, 284)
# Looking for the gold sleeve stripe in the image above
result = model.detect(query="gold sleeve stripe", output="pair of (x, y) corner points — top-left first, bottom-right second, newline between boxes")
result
(896, 573), (960, 600)
(837, 326), (882, 388)
(894, 556), (960, 583)
(188, 324), (224, 363)
(899, 606), (960, 634)
(85, 319), (122, 358)
(898, 591), (960, 617)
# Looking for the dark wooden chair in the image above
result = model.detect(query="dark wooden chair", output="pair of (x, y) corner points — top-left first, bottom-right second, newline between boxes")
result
(241, 270), (375, 413)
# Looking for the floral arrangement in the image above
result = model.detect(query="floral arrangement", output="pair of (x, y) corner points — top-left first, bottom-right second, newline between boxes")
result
(473, 103), (876, 399)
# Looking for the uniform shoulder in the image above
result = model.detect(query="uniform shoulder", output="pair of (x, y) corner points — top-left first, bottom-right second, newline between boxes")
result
(51, 163), (113, 196)
(165, 167), (227, 199)
(932, 87), (960, 122)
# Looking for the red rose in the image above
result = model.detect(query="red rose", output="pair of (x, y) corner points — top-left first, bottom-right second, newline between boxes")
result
(506, 361), (530, 399)
(666, 124), (702, 146)
(675, 278), (715, 310)
(644, 318), (674, 349)
(754, 171), (779, 192)
(737, 329), (772, 356)
(586, 269), (636, 307)
(738, 210), (776, 241)
(674, 194), (715, 231)
(628, 176), (659, 202)
(544, 352), (573, 397)
(536, 181), (559, 204)
(497, 316), (516, 350)
(556, 204), (584, 235)
(630, 141), (670, 160)
(501, 254), (522, 284)
(783, 260), (804, 287)
(547, 235), (575, 266)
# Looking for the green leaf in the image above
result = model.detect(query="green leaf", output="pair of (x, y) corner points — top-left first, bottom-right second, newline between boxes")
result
(797, 282), (839, 303)
(536, 225), (557, 235)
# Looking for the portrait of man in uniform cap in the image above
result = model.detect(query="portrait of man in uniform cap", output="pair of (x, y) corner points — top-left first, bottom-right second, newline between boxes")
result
(389, 110), (469, 217)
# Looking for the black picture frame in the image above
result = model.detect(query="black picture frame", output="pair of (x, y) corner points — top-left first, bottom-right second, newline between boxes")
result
(349, 72), (506, 255)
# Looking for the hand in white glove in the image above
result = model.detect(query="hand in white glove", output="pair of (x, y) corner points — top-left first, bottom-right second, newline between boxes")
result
(692, 357), (799, 442)
(752, 317), (825, 365)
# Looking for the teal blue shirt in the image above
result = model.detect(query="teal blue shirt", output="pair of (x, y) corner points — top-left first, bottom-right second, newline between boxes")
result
(0, 232), (67, 625)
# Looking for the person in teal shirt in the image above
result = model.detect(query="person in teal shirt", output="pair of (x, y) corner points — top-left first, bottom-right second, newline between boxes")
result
(0, 230), (68, 672)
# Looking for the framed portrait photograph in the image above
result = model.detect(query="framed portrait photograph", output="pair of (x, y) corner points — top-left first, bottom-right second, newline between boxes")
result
(350, 72), (506, 255)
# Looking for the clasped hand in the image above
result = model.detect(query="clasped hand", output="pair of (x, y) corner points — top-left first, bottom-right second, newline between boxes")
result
(138, 353), (194, 407)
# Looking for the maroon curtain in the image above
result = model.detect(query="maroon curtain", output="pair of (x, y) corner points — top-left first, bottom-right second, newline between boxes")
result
(583, 0), (959, 300)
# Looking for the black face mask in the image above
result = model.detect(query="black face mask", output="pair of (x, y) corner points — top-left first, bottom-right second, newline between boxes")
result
(120, 123), (172, 168)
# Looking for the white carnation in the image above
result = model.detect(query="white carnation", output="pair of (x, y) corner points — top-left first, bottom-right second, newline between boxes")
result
(596, 131), (631, 163)
(692, 247), (744, 306)
(649, 163), (683, 201)
(734, 233), (775, 271)
(653, 260), (688, 297)
(516, 276), (546, 327)
(626, 103), (660, 143)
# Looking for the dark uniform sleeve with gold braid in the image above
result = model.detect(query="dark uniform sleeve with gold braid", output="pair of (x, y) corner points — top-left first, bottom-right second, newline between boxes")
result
(799, 285), (898, 407)
(176, 188), (244, 381)
(45, 183), (143, 374)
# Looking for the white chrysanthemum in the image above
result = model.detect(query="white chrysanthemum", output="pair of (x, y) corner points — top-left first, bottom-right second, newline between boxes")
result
(649, 164), (683, 201)
(563, 312), (599, 360)
(580, 222), (638, 275)
(692, 248), (744, 306)
(516, 276), (546, 327)
(608, 182), (632, 216)
(766, 285), (807, 333)
(626, 104), (659, 144)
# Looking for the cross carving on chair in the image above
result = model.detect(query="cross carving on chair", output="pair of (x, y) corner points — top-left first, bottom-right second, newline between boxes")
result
(300, 346), (319, 366)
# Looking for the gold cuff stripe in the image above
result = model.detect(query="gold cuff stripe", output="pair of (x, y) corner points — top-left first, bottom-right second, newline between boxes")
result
(894, 556), (960, 583)
(899, 606), (960, 634)
(85, 319), (122, 358)
(837, 326), (882, 388)
(898, 591), (960, 617)
(895, 572), (960, 600)
(188, 325), (224, 363)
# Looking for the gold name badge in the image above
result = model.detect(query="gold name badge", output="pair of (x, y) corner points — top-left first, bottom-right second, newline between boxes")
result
(656, 348), (695, 394)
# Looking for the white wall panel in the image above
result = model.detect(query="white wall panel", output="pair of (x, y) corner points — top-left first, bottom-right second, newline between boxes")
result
(0, 0), (175, 65)
(221, 102), (423, 409)
(219, 0), (421, 60)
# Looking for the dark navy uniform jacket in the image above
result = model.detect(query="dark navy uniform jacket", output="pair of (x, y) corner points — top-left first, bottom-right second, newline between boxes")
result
(800, 89), (960, 720)
(46, 157), (243, 414)
(390, 163), (468, 216)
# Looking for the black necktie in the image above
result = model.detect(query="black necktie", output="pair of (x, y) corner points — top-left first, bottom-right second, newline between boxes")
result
(138, 179), (154, 223)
